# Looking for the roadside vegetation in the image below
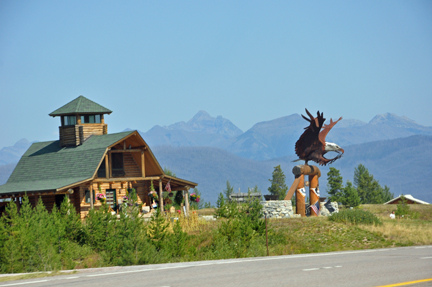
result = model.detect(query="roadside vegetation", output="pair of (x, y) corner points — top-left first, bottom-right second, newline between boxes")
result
(0, 194), (431, 275)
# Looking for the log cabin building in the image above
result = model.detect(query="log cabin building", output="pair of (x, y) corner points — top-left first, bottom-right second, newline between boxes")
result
(0, 96), (197, 218)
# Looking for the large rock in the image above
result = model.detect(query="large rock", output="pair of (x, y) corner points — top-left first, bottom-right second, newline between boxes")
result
(262, 200), (293, 218)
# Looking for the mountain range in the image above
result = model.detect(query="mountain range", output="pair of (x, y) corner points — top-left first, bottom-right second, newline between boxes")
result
(141, 111), (432, 160)
(1, 111), (432, 204)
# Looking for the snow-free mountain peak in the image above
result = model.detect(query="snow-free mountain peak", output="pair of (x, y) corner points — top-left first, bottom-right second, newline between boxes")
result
(369, 113), (424, 129)
(165, 110), (243, 138)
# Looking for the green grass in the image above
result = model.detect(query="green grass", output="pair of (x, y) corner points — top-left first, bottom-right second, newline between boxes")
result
(2, 204), (431, 282)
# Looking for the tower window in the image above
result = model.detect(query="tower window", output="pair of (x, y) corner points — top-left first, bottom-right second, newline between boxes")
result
(81, 114), (101, 124)
(63, 116), (76, 126)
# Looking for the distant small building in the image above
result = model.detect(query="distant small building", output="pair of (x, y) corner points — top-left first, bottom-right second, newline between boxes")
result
(383, 194), (430, 205)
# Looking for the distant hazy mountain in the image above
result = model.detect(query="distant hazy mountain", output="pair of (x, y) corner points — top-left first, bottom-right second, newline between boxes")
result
(1, 134), (431, 204)
(330, 113), (432, 147)
(166, 110), (243, 137)
(221, 114), (306, 160)
(0, 163), (17, 185)
(153, 135), (432, 204)
(0, 139), (32, 165)
(225, 112), (432, 160)
(141, 111), (243, 148)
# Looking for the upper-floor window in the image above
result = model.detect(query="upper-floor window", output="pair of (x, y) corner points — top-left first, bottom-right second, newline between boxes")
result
(81, 114), (101, 124)
(63, 115), (77, 126)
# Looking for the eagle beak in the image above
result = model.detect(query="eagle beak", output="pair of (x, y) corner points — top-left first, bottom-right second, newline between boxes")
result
(339, 148), (344, 154)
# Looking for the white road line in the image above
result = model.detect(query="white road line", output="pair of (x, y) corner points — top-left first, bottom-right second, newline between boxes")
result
(0, 280), (49, 286)
(66, 276), (79, 279)
(302, 265), (342, 271)
(303, 268), (320, 271)
(420, 257), (432, 259)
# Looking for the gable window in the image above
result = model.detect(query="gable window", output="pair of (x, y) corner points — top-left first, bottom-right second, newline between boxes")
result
(112, 153), (125, 177)
(63, 115), (76, 126)
(81, 114), (101, 124)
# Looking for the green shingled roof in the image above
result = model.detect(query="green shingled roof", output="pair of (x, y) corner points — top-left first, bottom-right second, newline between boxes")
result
(49, 95), (112, 116)
(0, 131), (134, 194)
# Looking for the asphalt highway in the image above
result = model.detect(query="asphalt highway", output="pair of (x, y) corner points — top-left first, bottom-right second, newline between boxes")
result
(1, 246), (431, 287)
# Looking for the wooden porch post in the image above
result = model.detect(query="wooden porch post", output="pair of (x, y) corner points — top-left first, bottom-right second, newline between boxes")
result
(185, 187), (190, 215)
(109, 152), (112, 178)
(141, 151), (145, 177)
(159, 179), (164, 212)
(105, 154), (109, 179)
(90, 184), (94, 209)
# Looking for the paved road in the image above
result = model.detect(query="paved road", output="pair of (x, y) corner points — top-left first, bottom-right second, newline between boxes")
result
(1, 246), (432, 287)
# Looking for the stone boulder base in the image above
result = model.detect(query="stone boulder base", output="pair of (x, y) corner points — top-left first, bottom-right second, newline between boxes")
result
(261, 200), (293, 219)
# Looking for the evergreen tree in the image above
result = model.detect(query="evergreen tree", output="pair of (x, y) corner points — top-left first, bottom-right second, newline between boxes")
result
(223, 181), (234, 200)
(326, 167), (344, 203)
(341, 181), (360, 207)
(382, 185), (394, 203)
(148, 209), (169, 252)
(354, 164), (369, 203)
(268, 165), (288, 200)
(169, 220), (189, 258)
(395, 195), (410, 217)
(215, 192), (227, 218)
(163, 167), (177, 177)
(354, 164), (390, 204)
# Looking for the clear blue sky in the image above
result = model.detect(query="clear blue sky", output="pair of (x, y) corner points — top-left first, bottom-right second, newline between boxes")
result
(1, 0), (431, 148)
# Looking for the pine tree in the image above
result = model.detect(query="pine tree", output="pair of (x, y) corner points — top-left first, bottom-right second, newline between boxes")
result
(148, 209), (169, 252)
(326, 167), (344, 203)
(341, 181), (360, 207)
(268, 165), (288, 200)
(215, 192), (227, 218)
(354, 164), (390, 204)
(223, 181), (234, 200)
(382, 185), (394, 203)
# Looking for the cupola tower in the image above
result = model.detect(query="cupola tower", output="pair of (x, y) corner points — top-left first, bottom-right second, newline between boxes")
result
(49, 96), (112, 147)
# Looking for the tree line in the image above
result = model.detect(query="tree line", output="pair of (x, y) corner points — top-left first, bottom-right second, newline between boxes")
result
(327, 164), (393, 207)
(261, 163), (393, 207)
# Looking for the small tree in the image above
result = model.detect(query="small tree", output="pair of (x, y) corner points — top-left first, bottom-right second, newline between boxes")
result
(223, 181), (234, 200)
(395, 195), (410, 218)
(215, 192), (227, 218)
(327, 167), (344, 203)
(268, 165), (288, 200)
(341, 181), (360, 207)
(163, 167), (177, 177)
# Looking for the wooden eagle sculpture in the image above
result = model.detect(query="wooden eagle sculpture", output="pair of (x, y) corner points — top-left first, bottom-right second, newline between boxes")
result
(294, 109), (344, 166)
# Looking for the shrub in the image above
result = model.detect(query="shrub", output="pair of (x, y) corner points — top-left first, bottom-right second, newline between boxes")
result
(395, 195), (410, 218)
(329, 209), (382, 225)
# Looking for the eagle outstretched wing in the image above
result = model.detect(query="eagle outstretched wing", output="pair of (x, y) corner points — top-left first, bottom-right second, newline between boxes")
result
(295, 109), (325, 160)
(318, 117), (342, 145)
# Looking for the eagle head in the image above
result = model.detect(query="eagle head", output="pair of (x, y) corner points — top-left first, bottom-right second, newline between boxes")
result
(325, 142), (344, 154)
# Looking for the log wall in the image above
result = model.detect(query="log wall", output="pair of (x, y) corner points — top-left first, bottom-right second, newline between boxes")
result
(59, 124), (108, 147)
(123, 153), (142, 177)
